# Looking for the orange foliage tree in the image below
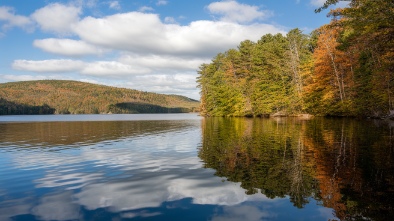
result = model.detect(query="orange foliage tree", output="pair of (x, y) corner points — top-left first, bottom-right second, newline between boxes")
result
(304, 21), (357, 116)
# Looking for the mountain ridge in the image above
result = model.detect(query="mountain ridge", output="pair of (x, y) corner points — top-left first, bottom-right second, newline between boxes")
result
(0, 80), (199, 115)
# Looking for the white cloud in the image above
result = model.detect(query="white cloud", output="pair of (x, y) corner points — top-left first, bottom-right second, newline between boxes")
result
(80, 61), (150, 76)
(0, 6), (32, 30)
(122, 74), (199, 98)
(0, 74), (67, 82)
(207, 1), (272, 23)
(74, 12), (165, 53)
(109, 1), (121, 10)
(156, 0), (168, 6)
(11, 59), (151, 76)
(85, 0), (98, 8)
(33, 38), (106, 56)
(310, 0), (349, 9)
(164, 16), (176, 24)
(131, 74), (197, 88)
(31, 3), (81, 35)
(119, 54), (209, 71)
(79, 78), (100, 84)
(138, 6), (154, 12)
(12, 59), (85, 73)
(74, 12), (284, 57)
(310, 0), (326, 7)
(2, 2), (287, 100)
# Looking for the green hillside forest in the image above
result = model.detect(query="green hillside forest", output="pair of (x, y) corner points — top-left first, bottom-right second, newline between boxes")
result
(197, 0), (394, 117)
(0, 80), (199, 115)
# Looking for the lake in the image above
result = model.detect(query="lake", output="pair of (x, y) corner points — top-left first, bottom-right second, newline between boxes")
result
(0, 114), (393, 221)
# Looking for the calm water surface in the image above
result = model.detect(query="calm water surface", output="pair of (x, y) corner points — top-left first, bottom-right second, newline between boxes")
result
(0, 114), (393, 221)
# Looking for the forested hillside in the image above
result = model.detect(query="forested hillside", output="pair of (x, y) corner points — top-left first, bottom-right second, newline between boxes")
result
(197, 0), (393, 117)
(0, 80), (199, 115)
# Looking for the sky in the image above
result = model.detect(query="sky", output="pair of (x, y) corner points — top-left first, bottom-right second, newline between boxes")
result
(0, 0), (344, 100)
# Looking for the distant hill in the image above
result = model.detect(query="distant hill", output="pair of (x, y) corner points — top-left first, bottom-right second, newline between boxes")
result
(0, 80), (200, 115)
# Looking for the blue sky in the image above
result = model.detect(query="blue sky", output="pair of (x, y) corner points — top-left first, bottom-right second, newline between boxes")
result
(0, 0), (343, 99)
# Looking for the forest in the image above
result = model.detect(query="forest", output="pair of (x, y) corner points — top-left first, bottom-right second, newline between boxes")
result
(0, 80), (199, 115)
(197, 0), (394, 117)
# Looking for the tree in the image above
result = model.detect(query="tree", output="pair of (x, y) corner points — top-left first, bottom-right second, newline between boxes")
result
(197, 31), (314, 117)
(316, 0), (394, 116)
(303, 21), (358, 116)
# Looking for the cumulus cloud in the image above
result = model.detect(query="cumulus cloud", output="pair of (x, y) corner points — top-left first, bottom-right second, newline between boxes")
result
(3, 2), (286, 99)
(33, 38), (106, 56)
(80, 61), (151, 76)
(74, 12), (165, 52)
(74, 12), (284, 57)
(164, 16), (176, 24)
(131, 74), (197, 89)
(138, 6), (154, 12)
(0, 6), (32, 30)
(119, 54), (209, 71)
(121, 74), (199, 98)
(207, 1), (272, 23)
(85, 0), (98, 8)
(11, 59), (151, 76)
(310, 0), (326, 7)
(109, 1), (121, 10)
(31, 3), (81, 35)
(12, 59), (85, 73)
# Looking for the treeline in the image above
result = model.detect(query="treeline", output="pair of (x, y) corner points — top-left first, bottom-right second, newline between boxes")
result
(108, 102), (192, 114)
(0, 80), (199, 115)
(197, 0), (393, 117)
(0, 98), (55, 115)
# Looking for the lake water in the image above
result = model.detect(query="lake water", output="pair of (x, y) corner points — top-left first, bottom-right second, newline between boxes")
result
(0, 114), (393, 221)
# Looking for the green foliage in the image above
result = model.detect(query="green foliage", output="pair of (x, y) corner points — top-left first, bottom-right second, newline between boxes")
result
(197, 31), (313, 117)
(0, 80), (199, 115)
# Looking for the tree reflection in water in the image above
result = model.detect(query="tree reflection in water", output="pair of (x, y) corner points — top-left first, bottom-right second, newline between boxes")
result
(199, 117), (394, 220)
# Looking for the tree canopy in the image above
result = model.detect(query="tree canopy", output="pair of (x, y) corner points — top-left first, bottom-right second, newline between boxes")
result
(197, 0), (394, 117)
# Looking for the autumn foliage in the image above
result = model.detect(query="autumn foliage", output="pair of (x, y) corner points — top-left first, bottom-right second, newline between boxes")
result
(0, 80), (199, 115)
(197, 0), (394, 117)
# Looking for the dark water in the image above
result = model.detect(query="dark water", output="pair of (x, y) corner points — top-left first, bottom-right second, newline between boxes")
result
(0, 114), (393, 221)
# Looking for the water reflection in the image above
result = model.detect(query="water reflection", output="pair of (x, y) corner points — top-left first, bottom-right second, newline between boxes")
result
(1, 115), (392, 220)
(199, 117), (394, 220)
(0, 120), (197, 148)
(199, 117), (318, 208)
(2, 116), (294, 221)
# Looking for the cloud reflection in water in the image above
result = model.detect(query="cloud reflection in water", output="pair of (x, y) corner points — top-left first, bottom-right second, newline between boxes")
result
(0, 116), (335, 220)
